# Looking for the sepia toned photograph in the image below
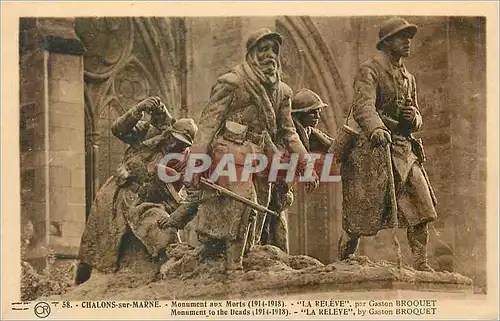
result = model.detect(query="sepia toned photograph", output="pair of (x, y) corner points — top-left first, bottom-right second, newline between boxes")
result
(2, 1), (499, 319)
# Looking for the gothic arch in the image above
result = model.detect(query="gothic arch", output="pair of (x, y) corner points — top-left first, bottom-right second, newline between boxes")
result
(76, 17), (185, 204)
(84, 93), (98, 218)
(277, 16), (349, 135)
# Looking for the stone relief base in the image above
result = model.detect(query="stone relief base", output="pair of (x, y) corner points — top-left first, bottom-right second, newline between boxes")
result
(50, 242), (473, 301)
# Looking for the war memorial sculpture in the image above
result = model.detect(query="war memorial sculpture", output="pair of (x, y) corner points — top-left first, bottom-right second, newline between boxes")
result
(16, 15), (485, 304)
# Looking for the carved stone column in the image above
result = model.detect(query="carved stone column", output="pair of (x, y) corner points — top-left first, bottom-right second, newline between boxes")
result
(84, 131), (101, 218)
(20, 18), (86, 268)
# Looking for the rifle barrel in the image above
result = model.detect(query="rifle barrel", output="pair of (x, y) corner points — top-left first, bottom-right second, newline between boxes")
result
(200, 177), (279, 217)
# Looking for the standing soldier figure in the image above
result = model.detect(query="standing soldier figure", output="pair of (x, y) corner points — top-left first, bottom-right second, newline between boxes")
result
(190, 28), (318, 273)
(261, 89), (334, 253)
(339, 18), (438, 271)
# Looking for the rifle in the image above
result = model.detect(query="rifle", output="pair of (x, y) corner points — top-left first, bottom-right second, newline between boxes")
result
(199, 177), (279, 217)
(380, 114), (399, 133)
(379, 115), (438, 206)
(385, 144), (403, 272)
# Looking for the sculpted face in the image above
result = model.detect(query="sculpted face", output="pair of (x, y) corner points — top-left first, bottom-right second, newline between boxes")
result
(151, 112), (168, 129)
(298, 108), (322, 128)
(163, 134), (189, 154)
(254, 38), (279, 75)
(383, 29), (413, 58)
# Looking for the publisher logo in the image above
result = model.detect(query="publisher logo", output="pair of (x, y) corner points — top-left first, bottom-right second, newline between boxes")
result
(34, 302), (51, 318)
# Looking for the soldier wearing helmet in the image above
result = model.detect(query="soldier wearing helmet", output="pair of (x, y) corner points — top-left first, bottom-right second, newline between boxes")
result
(339, 17), (437, 271)
(77, 97), (200, 283)
(189, 28), (319, 273)
(261, 89), (334, 253)
(290, 89), (334, 152)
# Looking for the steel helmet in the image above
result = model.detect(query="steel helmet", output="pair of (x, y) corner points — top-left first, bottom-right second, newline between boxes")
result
(246, 28), (283, 52)
(170, 118), (198, 146)
(376, 17), (418, 50)
(291, 89), (328, 113)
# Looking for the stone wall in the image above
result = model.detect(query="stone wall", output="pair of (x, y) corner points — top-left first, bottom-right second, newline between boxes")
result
(20, 41), (47, 264)
(447, 17), (487, 292)
(20, 18), (86, 266)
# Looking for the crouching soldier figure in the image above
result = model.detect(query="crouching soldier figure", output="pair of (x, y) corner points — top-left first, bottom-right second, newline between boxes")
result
(76, 96), (198, 283)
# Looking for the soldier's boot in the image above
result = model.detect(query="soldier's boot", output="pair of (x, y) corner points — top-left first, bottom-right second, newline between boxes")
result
(273, 212), (290, 254)
(338, 231), (360, 261)
(74, 261), (92, 285)
(199, 238), (225, 260)
(408, 223), (435, 272)
(225, 240), (245, 273)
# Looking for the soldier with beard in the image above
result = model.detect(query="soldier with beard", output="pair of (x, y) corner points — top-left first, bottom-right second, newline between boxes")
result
(189, 28), (318, 273)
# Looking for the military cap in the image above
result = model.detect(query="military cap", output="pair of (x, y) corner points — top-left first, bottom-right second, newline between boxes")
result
(170, 118), (198, 146)
(291, 89), (328, 113)
(376, 17), (418, 50)
(246, 28), (283, 52)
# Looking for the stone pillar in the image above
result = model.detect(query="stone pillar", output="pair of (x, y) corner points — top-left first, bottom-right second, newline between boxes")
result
(20, 18), (86, 268)
(447, 17), (487, 293)
(85, 131), (101, 219)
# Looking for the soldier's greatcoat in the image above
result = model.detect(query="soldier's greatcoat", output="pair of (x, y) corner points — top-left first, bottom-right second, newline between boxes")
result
(342, 52), (437, 236)
(192, 61), (308, 243)
(78, 110), (183, 273)
(263, 117), (336, 253)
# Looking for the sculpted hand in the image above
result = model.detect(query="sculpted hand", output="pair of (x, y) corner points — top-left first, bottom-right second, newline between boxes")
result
(305, 170), (319, 194)
(190, 172), (202, 188)
(157, 215), (176, 229)
(150, 99), (171, 117)
(400, 106), (418, 123)
(370, 128), (392, 147)
(116, 163), (130, 180)
(136, 96), (162, 113)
